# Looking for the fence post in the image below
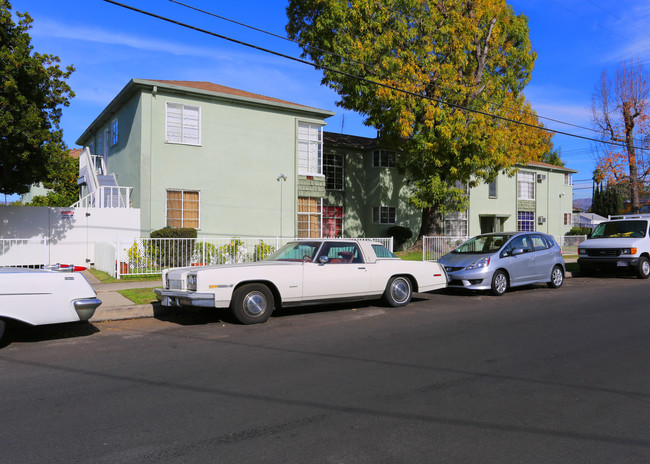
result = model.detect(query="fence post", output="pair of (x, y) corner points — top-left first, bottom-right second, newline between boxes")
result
(115, 236), (120, 279)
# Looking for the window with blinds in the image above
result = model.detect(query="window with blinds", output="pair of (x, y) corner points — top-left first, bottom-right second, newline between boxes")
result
(166, 103), (201, 145)
(297, 197), (322, 238)
(297, 122), (323, 175)
(517, 172), (535, 200)
(166, 190), (200, 228)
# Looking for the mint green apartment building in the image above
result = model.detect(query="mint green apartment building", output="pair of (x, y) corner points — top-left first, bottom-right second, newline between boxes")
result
(76, 79), (576, 241)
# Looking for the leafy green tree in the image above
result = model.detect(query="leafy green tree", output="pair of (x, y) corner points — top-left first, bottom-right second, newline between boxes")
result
(541, 147), (565, 167)
(0, 0), (74, 196)
(26, 152), (79, 206)
(287, 0), (551, 236)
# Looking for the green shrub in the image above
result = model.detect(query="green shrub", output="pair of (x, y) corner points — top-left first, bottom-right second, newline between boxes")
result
(150, 227), (197, 267)
(566, 227), (592, 236)
(254, 240), (275, 261)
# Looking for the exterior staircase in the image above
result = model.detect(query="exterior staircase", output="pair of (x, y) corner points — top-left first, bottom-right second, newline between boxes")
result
(71, 147), (132, 208)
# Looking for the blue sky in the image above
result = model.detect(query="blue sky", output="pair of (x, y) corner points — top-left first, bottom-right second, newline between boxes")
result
(13, 0), (650, 201)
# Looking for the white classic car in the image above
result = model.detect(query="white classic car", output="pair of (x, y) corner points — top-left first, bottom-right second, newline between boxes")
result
(0, 266), (102, 341)
(155, 239), (448, 324)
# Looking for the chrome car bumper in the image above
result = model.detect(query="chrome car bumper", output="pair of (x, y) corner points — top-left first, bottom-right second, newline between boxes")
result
(155, 289), (215, 308)
(73, 297), (102, 321)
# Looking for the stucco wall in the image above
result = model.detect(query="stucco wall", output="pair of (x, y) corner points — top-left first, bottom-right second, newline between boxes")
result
(0, 206), (141, 266)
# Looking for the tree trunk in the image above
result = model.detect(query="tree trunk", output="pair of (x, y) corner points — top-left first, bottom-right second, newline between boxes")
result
(418, 207), (443, 237)
(623, 102), (641, 213)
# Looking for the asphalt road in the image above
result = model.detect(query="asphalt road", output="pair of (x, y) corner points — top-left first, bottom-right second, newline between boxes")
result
(2, 275), (650, 463)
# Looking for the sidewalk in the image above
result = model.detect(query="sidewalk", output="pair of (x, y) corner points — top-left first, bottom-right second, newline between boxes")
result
(83, 271), (167, 322)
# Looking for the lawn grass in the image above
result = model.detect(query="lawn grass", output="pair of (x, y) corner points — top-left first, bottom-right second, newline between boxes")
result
(87, 268), (161, 283)
(395, 250), (423, 261)
(117, 288), (158, 305)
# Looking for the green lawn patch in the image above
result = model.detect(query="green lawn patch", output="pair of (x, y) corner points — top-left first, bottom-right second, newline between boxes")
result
(117, 288), (158, 305)
(396, 250), (423, 261)
(87, 268), (161, 284)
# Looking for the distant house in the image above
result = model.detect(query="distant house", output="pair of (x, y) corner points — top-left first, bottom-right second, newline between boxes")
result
(573, 212), (606, 230)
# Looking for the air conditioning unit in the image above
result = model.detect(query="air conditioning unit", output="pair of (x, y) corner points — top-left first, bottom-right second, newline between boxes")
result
(538, 216), (547, 224)
(537, 174), (546, 182)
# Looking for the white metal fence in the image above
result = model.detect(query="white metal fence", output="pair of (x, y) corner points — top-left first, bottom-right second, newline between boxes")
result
(423, 235), (588, 261)
(111, 236), (394, 278)
(0, 238), (48, 268)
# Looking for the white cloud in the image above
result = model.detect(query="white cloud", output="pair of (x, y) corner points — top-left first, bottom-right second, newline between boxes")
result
(31, 18), (230, 60)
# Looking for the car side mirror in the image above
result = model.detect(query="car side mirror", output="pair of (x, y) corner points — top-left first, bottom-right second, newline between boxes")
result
(512, 248), (524, 256)
(318, 256), (329, 264)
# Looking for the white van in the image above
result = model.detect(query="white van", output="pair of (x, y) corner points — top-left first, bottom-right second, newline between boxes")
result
(577, 214), (650, 278)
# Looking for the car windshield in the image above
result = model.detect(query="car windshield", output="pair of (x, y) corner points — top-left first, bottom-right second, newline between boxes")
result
(452, 234), (510, 254)
(591, 220), (647, 239)
(265, 242), (321, 261)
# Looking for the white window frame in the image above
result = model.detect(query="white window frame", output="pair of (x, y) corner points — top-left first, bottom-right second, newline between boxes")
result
(444, 210), (468, 236)
(564, 212), (572, 226)
(297, 197), (322, 238)
(297, 122), (323, 176)
(110, 118), (118, 146)
(165, 189), (201, 229)
(564, 173), (573, 185)
(324, 153), (344, 191)
(517, 211), (535, 231)
(488, 179), (497, 198)
(166, 102), (202, 146)
(517, 171), (535, 200)
(323, 205), (344, 238)
(372, 149), (396, 168)
(373, 206), (396, 224)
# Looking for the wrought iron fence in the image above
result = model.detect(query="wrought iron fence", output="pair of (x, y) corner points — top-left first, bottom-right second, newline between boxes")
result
(423, 234), (588, 261)
(114, 236), (394, 278)
(422, 236), (469, 261)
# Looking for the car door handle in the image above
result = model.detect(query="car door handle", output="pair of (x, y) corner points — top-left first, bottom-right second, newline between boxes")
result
(358, 266), (366, 270)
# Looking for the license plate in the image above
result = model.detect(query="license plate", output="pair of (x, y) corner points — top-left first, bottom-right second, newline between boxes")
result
(617, 260), (628, 267)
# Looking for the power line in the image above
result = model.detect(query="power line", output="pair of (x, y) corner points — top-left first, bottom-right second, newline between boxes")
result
(169, 0), (603, 136)
(104, 0), (648, 152)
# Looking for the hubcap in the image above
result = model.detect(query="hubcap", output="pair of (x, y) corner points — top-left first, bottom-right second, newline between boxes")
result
(495, 274), (507, 294)
(391, 279), (410, 303)
(553, 268), (563, 285)
(643, 261), (650, 276)
(243, 291), (266, 317)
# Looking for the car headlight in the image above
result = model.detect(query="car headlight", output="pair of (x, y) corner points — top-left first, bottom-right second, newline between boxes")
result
(620, 248), (637, 255)
(187, 273), (197, 290)
(578, 248), (587, 256)
(465, 257), (490, 270)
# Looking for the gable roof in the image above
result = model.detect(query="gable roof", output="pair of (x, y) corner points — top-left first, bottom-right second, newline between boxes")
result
(324, 132), (379, 150)
(525, 160), (577, 173)
(77, 79), (334, 145)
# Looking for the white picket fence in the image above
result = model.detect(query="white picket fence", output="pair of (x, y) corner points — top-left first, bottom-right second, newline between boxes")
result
(107, 236), (394, 278)
(422, 235), (588, 261)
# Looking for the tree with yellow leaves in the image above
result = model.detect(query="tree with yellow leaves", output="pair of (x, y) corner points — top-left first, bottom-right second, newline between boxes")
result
(287, 0), (551, 236)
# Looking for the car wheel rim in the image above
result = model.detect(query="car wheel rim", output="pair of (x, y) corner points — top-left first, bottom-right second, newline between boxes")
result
(553, 268), (563, 285)
(643, 261), (650, 276)
(495, 274), (507, 294)
(243, 291), (267, 317)
(391, 279), (410, 303)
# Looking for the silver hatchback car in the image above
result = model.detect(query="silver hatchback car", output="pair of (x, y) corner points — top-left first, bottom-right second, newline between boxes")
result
(438, 232), (565, 296)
